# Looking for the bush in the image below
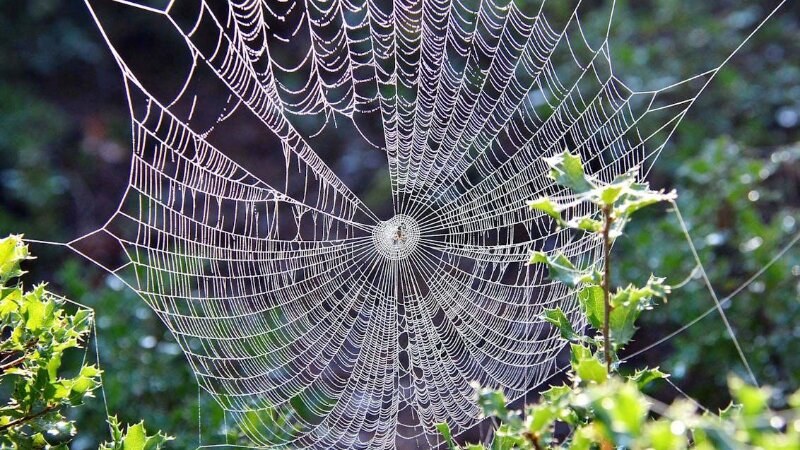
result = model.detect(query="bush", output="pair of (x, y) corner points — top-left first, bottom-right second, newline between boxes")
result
(0, 235), (172, 449)
(438, 151), (800, 449)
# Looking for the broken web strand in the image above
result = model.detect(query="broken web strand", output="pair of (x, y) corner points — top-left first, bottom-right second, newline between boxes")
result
(672, 203), (758, 386)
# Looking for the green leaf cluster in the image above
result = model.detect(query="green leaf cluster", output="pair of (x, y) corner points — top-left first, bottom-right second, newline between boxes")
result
(98, 416), (173, 450)
(0, 235), (173, 449)
(1, 235), (101, 449)
(441, 374), (800, 449)
(437, 151), (800, 449)
(530, 151), (672, 363)
(528, 150), (675, 239)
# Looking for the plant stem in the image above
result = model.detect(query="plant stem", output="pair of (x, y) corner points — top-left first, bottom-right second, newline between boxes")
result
(601, 205), (613, 372)
(0, 404), (58, 432)
(523, 431), (544, 450)
(0, 354), (27, 372)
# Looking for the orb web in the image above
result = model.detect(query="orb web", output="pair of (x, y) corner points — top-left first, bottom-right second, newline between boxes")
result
(76, 0), (786, 448)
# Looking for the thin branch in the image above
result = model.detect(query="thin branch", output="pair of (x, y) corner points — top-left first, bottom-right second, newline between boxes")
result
(0, 341), (37, 372)
(601, 205), (613, 372)
(0, 354), (27, 372)
(523, 431), (545, 450)
(0, 404), (58, 432)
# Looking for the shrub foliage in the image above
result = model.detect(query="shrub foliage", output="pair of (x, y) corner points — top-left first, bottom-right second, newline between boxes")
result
(0, 235), (171, 449)
(437, 152), (800, 449)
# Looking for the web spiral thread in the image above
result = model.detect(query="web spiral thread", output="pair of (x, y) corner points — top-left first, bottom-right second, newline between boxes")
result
(79, 0), (780, 448)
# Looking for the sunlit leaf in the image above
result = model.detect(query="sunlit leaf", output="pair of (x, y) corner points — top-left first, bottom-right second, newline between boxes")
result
(542, 308), (577, 340)
(630, 367), (668, 389)
(544, 150), (594, 193)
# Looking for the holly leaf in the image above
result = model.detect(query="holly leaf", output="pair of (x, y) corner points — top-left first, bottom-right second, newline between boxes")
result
(542, 308), (577, 341)
(629, 367), (668, 389)
(575, 357), (608, 384)
(122, 422), (147, 450)
(608, 299), (640, 348)
(527, 404), (557, 434)
(435, 422), (459, 450)
(728, 377), (770, 417)
(98, 420), (173, 450)
(569, 216), (603, 232)
(578, 285), (605, 331)
(598, 173), (635, 206)
(23, 294), (47, 331)
(0, 235), (30, 285)
(608, 277), (670, 348)
(492, 423), (527, 450)
(529, 252), (592, 288)
(570, 344), (607, 384)
(528, 197), (566, 225)
(476, 389), (509, 421)
(590, 381), (649, 436)
(614, 185), (677, 218)
(544, 150), (594, 193)
(67, 365), (102, 405)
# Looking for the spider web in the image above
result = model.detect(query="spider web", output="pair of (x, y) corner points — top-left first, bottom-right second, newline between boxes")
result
(41, 0), (788, 448)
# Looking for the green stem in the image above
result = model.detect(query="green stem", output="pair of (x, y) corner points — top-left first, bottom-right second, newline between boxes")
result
(602, 205), (613, 372)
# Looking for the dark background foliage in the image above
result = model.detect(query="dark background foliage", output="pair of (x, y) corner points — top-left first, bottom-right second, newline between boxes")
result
(0, 0), (797, 447)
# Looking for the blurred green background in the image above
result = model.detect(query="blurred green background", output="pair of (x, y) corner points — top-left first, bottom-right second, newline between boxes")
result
(0, 0), (798, 448)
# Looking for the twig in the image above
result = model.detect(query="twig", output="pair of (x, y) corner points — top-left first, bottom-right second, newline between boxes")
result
(0, 404), (58, 432)
(523, 431), (545, 450)
(601, 205), (613, 372)
(0, 354), (27, 372)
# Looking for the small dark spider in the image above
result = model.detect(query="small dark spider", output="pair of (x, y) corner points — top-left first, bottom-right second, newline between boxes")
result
(392, 223), (407, 246)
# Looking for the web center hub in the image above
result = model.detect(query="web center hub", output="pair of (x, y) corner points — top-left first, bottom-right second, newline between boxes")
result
(372, 215), (420, 260)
